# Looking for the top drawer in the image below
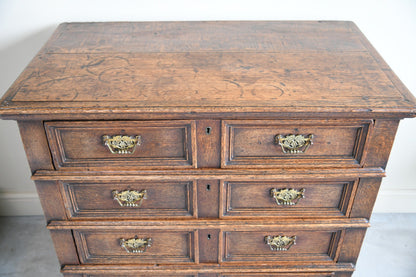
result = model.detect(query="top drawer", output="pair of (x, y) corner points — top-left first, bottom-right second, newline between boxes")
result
(222, 120), (372, 168)
(45, 120), (196, 170)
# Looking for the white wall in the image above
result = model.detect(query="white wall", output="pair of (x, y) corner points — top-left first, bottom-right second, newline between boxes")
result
(0, 0), (415, 215)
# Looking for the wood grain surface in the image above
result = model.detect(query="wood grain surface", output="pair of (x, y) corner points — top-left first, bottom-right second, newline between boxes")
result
(0, 21), (414, 119)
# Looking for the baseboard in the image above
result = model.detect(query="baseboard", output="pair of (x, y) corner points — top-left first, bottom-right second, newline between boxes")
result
(0, 190), (415, 216)
(373, 189), (416, 213)
(0, 192), (43, 216)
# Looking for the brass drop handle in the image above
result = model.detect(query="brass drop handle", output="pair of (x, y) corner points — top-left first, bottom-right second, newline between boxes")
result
(120, 236), (152, 253)
(112, 189), (147, 207)
(275, 134), (313, 154)
(265, 235), (296, 251)
(102, 135), (141, 154)
(270, 188), (305, 206)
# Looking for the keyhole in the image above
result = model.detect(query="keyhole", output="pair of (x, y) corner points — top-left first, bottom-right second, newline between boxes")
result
(206, 184), (211, 191)
(206, 127), (212, 134)
(207, 234), (211, 240)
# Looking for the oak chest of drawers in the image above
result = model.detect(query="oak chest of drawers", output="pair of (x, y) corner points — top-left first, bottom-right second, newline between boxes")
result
(1, 21), (415, 276)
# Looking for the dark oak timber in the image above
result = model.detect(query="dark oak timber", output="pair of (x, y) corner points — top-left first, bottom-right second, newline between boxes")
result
(0, 21), (415, 276)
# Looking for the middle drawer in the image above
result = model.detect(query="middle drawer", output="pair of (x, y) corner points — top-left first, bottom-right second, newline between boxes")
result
(61, 180), (197, 219)
(43, 173), (368, 220)
(219, 180), (358, 218)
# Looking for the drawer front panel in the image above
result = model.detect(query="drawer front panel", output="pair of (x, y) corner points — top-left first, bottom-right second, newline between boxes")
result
(85, 272), (197, 277)
(222, 120), (372, 168)
(221, 272), (335, 277)
(220, 180), (357, 218)
(45, 120), (196, 169)
(74, 229), (197, 264)
(62, 180), (196, 219)
(221, 229), (342, 263)
(84, 273), (330, 277)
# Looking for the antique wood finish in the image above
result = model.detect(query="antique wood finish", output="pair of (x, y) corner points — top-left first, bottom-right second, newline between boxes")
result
(84, 273), (198, 277)
(32, 168), (386, 181)
(363, 119), (400, 168)
(220, 180), (358, 218)
(51, 219), (367, 268)
(35, 181), (67, 221)
(64, 273), (336, 277)
(221, 120), (372, 168)
(220, 273), (334, 277)
(198, 229), (220, 263)
(1, 23), (415, 120)
(60, 263), (356, 275)
(17, 121), (54, 173)
(45, 120), (197, 169)
(49, 230), (80, 265)
(337, 228), (368, 264)
(36, 172), (380, 220)
(73, 229), (198, 264)
(60, 180), (197, 219)
(199, 274), (219, 277)
(1, 21), (415, 276)
(221, 229), (342, 263)
(64, 272), (351, 277)
(62, 274), (196, 277)
(197, 179), (220, 218)
(349, 178), (383, 218)
(196, 120), (221, 168)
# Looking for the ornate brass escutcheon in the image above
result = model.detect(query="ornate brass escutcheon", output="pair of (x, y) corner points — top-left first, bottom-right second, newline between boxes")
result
(270, 188), (305, 206)
(120, 236), (152, 253)
(112, 189), (147, 207)
(265, 235), (296, 251)
(102, 135), (141, 154)
(275, 134), (313, 154)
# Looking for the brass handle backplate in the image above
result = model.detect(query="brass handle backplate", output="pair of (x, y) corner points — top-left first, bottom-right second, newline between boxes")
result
(270, 188), (305, 206)
(112, 189), (147, 207)
(265, 235), (296, 251)
(275, 134), (313, 154)
(103, 135), (141, 154)
(120, 236), (152, 253)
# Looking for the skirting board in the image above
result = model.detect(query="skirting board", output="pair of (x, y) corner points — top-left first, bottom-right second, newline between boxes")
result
(373, 189), (416, 213)
(0, 193), (43, 216)
(0, 190), (415, 216)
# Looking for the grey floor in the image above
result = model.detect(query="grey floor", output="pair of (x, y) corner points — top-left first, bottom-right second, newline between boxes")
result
(0, 214), (415, 277)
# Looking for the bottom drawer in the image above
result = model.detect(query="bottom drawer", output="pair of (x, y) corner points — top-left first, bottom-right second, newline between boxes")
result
(60, 260), (355, 276)
(84, 275), (195, 277)
(220, 272), (336, 277)
(222, 229), (341, 263)
(50, 219), (367, 268)
(63, 270), (350, 277)
(74, 228), (341, 265)
(74, 229), (198, 264)
(73, 272), (336, 277)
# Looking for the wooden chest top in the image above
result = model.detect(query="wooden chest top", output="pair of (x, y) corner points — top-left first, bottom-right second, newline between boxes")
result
(0, 21), (415, 119)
